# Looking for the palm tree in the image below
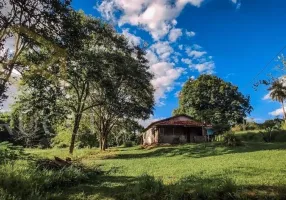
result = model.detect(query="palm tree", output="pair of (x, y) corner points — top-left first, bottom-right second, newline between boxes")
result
(268, 79), (286, 121)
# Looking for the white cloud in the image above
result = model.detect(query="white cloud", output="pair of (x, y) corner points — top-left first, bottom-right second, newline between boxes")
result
(151, 41), (174, 61)
(230, 0), (241, 10)
(262, 93), (271, 101)
(138, 116), (164, 128)
(191, 61), (215, 74)
(269, 107), (284, 117)
(181, 58), (192, 65)
(175, 91), (180, 97)
(150, 62), (184, 103)
(186, 30), (196, 37)
(169, 28), (183, 42)
(146, 49), (159, 65)
(246, 117), (264, 123)
(178, 45), (183, 50)
(97, 0), (205, 40)
(186, 49), (207, 58)
(122, 29), (141, 46)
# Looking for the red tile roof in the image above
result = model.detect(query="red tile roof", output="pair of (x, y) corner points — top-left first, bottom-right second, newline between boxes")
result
(145, 114), (212, 130)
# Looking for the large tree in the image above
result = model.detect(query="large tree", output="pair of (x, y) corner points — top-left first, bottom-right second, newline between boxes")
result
(173, 75), (252, 130)
(16, 11), (154, 153)
(0, 0), (71, 106)
(90, 46), (154, 150)
(268, 78), (286, 121)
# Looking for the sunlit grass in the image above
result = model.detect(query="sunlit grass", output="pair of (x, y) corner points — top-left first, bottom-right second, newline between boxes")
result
(24, 141), (286, 199)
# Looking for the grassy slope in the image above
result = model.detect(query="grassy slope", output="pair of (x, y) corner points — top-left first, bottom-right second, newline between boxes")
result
(26, 141), (286, 199)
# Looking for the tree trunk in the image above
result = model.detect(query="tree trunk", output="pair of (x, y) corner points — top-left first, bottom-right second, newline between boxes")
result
(100, 133), (108, 151)
(282, 101), (286, 122)
(69, 113), (82, 154)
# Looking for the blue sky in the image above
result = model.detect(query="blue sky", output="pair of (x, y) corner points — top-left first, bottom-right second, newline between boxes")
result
(71, 0), (286, 124)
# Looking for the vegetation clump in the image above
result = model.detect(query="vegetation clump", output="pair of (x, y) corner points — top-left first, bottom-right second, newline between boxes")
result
(223, 133), (243, 147)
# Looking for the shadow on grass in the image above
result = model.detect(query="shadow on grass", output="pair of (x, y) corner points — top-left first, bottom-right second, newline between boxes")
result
(56, 172), (286, 200)
(108, 142), (286, 160)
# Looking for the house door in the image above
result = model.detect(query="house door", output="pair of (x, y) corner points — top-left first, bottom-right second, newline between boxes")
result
(185, 128), (190, 142)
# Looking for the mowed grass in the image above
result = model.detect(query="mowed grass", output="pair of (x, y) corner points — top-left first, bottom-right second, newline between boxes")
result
(26, 141), (286, 199)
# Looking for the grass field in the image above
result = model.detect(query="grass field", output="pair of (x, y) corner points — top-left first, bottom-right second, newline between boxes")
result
(22, 140), (286, 199)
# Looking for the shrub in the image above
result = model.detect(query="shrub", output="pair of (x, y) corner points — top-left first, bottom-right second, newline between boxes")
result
(223, 133), (242, 147)
(77, 132), (98, 148)
(123, 141), (133, 147)
(0, 142), (26, 164)
(231, 124), (243, 132)
(52, 127), (71, 148)
(281, 122), (286, 130)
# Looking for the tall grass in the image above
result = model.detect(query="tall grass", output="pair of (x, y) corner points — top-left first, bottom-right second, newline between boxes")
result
(0, 142), (99, 200)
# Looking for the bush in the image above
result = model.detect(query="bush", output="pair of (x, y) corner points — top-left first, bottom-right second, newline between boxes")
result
(123, 141), (133, 147)
(77, 132), (98, 148)
(52, 127), (71, 148)
(231, 124), (243, 132)
(0, 142), (26, 164)
(223, 133), (242, 147)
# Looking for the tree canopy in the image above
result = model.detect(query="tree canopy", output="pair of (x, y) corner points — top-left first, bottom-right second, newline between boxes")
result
(12, 11), (154, 153)
(173, 75), (252, 130)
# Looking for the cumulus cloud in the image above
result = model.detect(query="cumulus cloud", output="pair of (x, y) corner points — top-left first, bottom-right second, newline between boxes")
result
(97, 0), (205, 40)
(186, 48), (207, 58)
(150, 41), (174, 61)
(169, 28), (183, 43)
(269, 108), (284, 117)
(186, 30), (196, 37)
(150, 62), (184, 103)
(122, 28), (141, 46)
(181, 58), (192, 65)
(230, 0), (241, 10)
(146, 49), (159, 65)
(191, 61), (215, 74)
(97, 0), (216, 104)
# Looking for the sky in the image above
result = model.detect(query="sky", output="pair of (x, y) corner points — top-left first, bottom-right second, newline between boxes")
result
(4, 0), (286, 125)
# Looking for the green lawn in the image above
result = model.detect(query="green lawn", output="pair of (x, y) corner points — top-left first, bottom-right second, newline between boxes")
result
(25, 141), (286, 199)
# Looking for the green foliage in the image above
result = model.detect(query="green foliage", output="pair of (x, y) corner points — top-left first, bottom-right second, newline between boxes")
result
(223, 133), (242, 146)
(173, 75), (252, 128)
(0, 142), (25, 164)
(51, 126), (71, 148)
(281, 121), (286, 130)
(260, 118), (282, 129)
(77, 132), (98, 149)
(52, 125), (98, 148)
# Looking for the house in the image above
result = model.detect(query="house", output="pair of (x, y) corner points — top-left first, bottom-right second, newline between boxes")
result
(143, 115), (213, 145)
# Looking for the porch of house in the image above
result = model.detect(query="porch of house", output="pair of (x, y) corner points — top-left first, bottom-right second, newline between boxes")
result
(154, 125), (206, 144)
